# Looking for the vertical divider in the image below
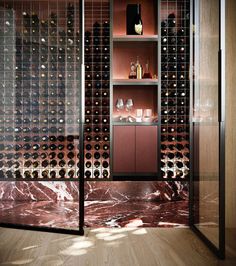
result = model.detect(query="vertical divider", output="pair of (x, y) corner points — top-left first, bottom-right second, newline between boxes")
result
(79, 0), (85, 234)
(158, 0), (162, 179)
(109, 0), (113, 179)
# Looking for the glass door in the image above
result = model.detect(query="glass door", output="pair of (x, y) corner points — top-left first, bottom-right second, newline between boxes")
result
(0, 0), (84, 234)
(192, 0), (225, 258)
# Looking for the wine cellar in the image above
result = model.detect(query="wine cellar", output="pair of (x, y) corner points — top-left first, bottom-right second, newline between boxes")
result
(0, 0), (226, 258)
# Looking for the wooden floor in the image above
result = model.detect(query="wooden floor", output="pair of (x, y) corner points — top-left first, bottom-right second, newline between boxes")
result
(0, 227), (235, 266)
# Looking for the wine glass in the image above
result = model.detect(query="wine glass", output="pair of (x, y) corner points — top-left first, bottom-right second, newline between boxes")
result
(116, 98), (124, 111)
(116, 98), (124, 121)
(126, 99), (134, 122)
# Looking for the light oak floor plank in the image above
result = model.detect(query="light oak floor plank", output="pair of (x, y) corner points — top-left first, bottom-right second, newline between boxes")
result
(0, 227), (235, 266)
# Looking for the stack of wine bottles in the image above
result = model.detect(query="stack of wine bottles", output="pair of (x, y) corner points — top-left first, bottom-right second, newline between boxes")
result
(0, 1), (81, 180)
(84, 0), (110, 179)
(160, 0), (190, 179)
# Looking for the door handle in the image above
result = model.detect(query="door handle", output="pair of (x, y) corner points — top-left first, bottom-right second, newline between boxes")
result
(218, 49), (222, 123)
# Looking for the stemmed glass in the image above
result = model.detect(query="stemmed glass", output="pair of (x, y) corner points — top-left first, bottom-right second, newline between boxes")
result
(116, 98), (124, 121)
(126, 99), (134, 122)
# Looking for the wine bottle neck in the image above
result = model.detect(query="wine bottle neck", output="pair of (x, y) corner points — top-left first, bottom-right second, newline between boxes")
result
(136, 4), (141, 16)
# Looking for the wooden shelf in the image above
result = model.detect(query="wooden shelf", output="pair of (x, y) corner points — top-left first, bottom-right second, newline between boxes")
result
(113, 79), (158, 86)
(113, 35), (158, 42)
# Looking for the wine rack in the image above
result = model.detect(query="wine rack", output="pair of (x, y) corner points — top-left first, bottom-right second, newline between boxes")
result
(0, 1), (81, 180)
(160, 0), (190, 180)
(84, 0), (110, 179)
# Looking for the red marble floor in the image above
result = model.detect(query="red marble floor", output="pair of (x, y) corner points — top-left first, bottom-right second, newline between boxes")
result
(0, 181), (189, 229)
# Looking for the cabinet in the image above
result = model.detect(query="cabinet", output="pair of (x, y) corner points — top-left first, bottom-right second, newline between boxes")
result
(112, 0), (159, 177)
(113, 125), (158, 174)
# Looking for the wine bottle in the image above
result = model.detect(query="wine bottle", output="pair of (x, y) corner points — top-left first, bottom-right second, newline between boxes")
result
(42, 160), (49, 168)
(102, 152), (109, 159)
(85, 170), (91, 178)
(94, 169), (100, 178)
(24, 171), (31, 179)
(167, 170), (174, 178)
(68, 170), (75, 178)
(168, 13), (176, 27)
(102, 170), (109, 178)
(59, 169), (66, 178)
(176, 161), (184, 168)
(126, 4), (143, 35)
(102, 161), (109, 168)
(59, 160), (66, 167)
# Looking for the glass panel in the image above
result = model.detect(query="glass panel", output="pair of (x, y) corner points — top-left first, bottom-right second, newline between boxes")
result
(84, 0), (110, 179)
(0, 0), (81, 230)
(160, 0), (190, 181)
(193, 0), (220, 248)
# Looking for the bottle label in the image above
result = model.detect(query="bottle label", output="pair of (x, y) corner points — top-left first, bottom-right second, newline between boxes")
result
(134, 23), (142, 35)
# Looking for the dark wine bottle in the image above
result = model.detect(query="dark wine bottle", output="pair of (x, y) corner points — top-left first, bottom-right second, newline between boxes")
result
(127, 4), (143, 35)
(59, 169), (66, 178)
(85, 170), (91, 178)
(94, 169), (100, 178)
(102, 161), (109, 168)
(102, 170), (109, 178)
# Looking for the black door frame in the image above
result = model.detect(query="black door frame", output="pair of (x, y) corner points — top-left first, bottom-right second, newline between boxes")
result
(189, 0), (225, 259)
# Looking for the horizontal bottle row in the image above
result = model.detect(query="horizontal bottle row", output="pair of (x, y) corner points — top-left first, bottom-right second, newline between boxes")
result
(86, 110), (109, 117)
(161, 126), (189, 133)
(86, 82), (109, 89)
(0, 135), (76, 142)
(85, 160), (109, 169)
(85, 99), (109, 107)
(0, 143), (79, 151)
(161, 108), (189, 115)
(161, 55), (189, 63)
(0, 159), (79, 169)
(161, 46), (189, 54)
(161, 157), (190, 168)
(161, 73), (189, 80)
(161, 91), (189, 98)
(85, 152), (109, 160)
(161, 64), (189, 72)
(0, 169), (79, 179)
(0, 127), (80, 134)
(161, 99), (189, 106)
(161, 37), (187, 45)
(161, 117), (189, 124)
(161, 142), (189, 151)
(0, 110), (80, 116)
(85, 55), (110, 63)
(1, 56), (80, 64)
(0, 102), (79, 108)
(161, 28), (189, 37)
(85, 72), (110, 80)
(85, 143), (109, 151)
(0, 151), (79, 160)
(160, 169), (189, 179)
(160, 135), (189, 142)
(85, 169), (109, 179)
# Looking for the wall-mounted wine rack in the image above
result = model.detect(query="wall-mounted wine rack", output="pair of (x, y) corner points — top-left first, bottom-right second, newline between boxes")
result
(160, 0), (190, 180)
(0, 0), (81, 181)
(84, 0), (110, 179)
(0, 0), (190, 182)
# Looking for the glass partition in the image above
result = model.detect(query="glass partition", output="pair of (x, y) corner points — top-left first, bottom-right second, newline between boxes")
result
(193, 0), (224, 257)
(0, 0), (82, 232)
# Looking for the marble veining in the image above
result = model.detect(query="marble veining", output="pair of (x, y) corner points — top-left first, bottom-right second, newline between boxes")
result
(0, 181), (189, 228)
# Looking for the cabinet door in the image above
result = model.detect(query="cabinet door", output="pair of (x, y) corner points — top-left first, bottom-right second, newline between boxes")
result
(113, 126), (135, 172)
(136, 126), (158, 173)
